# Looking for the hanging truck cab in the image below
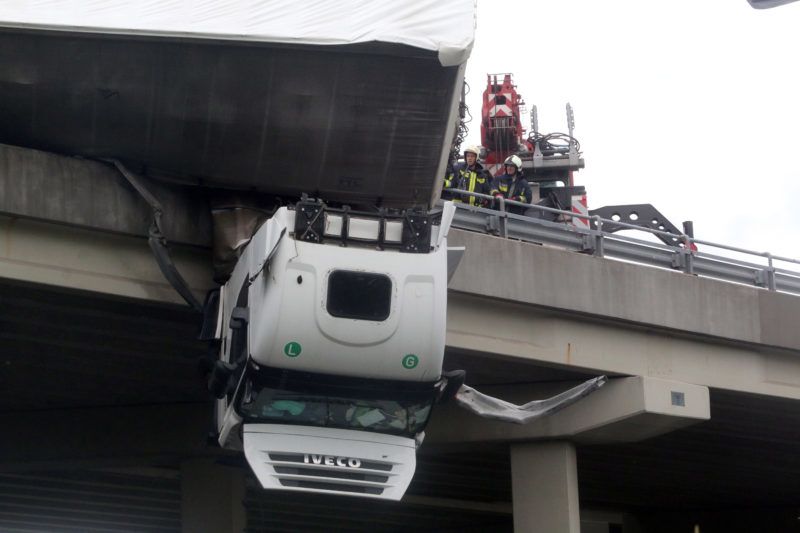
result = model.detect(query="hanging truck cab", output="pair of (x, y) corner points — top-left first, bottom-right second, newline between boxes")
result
(205, 198), (463, 500)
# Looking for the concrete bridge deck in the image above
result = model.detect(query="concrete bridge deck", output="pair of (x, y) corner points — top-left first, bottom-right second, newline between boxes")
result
(3, 145), (800, 532)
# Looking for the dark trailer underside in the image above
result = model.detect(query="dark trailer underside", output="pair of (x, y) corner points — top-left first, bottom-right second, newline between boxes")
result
(0, 29), (460, 207)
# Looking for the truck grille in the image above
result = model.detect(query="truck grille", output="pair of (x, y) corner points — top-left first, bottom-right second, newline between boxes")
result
(266, 452), (396, 496)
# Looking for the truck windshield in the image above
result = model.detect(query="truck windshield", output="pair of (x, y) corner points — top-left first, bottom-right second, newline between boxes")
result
(236, 368), (437, 438)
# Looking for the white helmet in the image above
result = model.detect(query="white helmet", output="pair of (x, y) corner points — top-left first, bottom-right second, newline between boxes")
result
(464, 145), (481, 157)
(504, 155), (522, 170)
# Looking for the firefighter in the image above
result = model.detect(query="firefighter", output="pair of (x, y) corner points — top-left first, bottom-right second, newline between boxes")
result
(443, 146), (491, 206)
(490, 155), (532, 215)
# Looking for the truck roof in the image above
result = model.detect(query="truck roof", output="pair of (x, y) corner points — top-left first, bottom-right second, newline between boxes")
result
(0, 1), (474, 208)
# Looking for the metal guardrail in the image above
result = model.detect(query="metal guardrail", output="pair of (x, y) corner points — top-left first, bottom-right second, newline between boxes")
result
(444, 189), (800, 296)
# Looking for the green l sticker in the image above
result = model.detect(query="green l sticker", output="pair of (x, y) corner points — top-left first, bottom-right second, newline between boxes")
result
(284, 342), (302, 357)
(402, 354), (419, 369)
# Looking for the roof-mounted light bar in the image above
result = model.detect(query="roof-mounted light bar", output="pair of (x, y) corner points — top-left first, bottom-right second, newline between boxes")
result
(293, 198), (433, 253)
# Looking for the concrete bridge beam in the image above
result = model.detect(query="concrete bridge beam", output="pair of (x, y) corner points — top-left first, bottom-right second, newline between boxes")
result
(0, 214), (213, 306)
(427, 376), (710, 445)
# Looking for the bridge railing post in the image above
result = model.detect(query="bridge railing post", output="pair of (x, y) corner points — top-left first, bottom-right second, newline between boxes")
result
(594, 216), (604, 257)
(683, 236), (695, 275)
(766, 253), (777, 291)
(496, 196), (509, 239)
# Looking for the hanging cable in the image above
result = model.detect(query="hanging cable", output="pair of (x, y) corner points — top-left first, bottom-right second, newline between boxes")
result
(448, 79), (471, 168)
(527, 131), (581, 156)
(108, 159), (203, 312)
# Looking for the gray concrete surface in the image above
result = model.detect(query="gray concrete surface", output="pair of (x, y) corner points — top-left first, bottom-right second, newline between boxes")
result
(511, 441), (580, 533)
(0, 143), (211, 246)
(447, 229), (798, 352)
(447, 291), (800, 399)
(0, 214), (214, 305)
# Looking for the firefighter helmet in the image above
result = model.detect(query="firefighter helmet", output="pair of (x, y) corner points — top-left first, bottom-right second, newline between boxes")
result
(504, 155), (522, 170)
(464, 145), (481, 157)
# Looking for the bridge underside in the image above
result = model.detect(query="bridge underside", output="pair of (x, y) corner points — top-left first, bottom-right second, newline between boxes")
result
(2, 278), (800, 532)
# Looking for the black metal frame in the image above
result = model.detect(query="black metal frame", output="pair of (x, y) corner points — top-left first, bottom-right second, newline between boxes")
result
(292, 197), (434, 253)
(589, 204), (686, 247)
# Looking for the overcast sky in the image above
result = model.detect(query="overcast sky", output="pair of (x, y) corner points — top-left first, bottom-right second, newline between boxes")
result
(463, 0), (800, 263)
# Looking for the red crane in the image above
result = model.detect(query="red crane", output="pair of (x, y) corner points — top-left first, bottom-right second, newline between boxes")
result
(476, 73), (694, 247)
(480, 74), (527, 177)
(480, 73), (588, 227)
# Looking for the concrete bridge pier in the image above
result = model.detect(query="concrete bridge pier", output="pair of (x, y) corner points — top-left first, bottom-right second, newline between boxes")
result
(511, 441), (581, 533)
(180, 459), (247, 533)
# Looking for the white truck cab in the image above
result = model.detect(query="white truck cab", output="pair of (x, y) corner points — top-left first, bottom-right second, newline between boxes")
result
(207, 198), (461, 500)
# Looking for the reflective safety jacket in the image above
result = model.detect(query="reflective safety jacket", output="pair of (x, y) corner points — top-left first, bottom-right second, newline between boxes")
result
(443, 161), (491, 205)
(490, 173), (532, 214)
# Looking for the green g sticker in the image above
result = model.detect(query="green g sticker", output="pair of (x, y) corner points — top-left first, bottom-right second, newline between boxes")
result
(402, 354), (419, 369)
(284, 342), (302, 358)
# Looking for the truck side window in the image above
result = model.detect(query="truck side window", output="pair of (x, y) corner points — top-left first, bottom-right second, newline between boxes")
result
(326, 270), (391, 321)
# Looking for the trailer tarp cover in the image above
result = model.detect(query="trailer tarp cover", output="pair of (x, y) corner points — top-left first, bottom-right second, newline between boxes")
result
(0, 0), (475, 207)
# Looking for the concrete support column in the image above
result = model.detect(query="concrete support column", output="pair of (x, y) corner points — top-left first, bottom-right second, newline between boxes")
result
(181, 459), (247, 533)
(511, 441), (581, 533)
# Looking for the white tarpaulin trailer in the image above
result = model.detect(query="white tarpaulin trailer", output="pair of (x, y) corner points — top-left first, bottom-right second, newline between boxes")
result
(0, 0), (475, 207)
(0, 1), (474, 66)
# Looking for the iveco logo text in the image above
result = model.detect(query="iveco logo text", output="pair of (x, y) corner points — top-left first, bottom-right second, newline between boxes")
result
(303, 454), (362, 468)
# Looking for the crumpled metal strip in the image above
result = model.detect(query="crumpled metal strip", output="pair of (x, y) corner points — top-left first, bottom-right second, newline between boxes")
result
(454, 376), (607, 424)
